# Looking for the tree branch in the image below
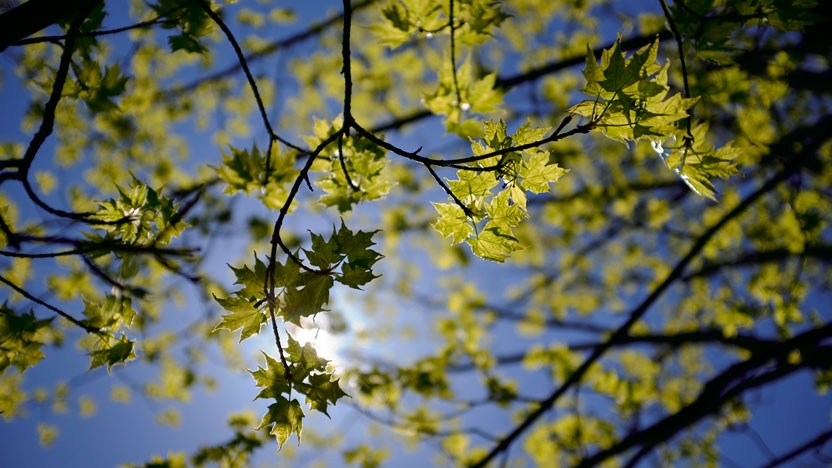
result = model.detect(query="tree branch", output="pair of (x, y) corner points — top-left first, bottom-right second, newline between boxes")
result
(163, 0), (378, 97)
(470, 112), (831, 467)
(0, 274), (101, 335)
(0, 0), (101, 51)
(577, 323), (832, 467)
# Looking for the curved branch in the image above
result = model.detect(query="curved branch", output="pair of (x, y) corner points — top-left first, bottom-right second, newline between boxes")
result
(0, 274), (101, 335)
(371, 30), (672, 134)
(196, 0), (304, 156)
(18, 1), (101, 221)
(469, 112), (830, 467)
(578, 323), (832, 467)
(0, 0), (101, 51)
(164, 0), (378, 97)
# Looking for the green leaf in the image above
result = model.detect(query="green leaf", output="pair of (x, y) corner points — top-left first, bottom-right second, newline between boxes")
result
(433, 202), (474, 244)
(304, 373), (349, 417)
(274, 257), (304, 289)
(88, 334), (136, 373)
(304, 229), (345, 270)
(81, 295), (136, 331)
(449, 170), (499, 199)
(0, 305), (53, 373)
(256, 396), (304, 451)
(334, 221), (382, 265)
(282, 275), (334, 325)
(213, 145), (266, 194)
(212, 295), (266, 342)
(285, 335), (329, 375)
(519, 151), (568, 194)
(250, 352), (292, 400)
(486, 189), (526, 228)
(338, 262), (379, 289)
(228, 255), (268, 299)
(470, 225), (521, 262)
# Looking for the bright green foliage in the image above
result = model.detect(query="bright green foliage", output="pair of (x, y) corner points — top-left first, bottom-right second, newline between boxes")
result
(423, 55), (503, 136)
(256, 396), (304, 451)
(216, 223), (372, 445)
(305, 118), (394, 212)
(2, 0), (831, 467)
(434, 119), (566, 261)
(88, 334), (136, 373)
(214, 144), (300, 210)
(249, 335), (348, 449)
(570, 39), (698, 143)
(662, 122), (743, 200)
(88, 177), (187, 247)
(0, 305), (53, 373)
(213, 255), (268, 341)
(81, 295), (136, 332)
(432, 202), (474, 244)
(569, 38), (740, 199)
(370, 0), (508, 48)
(212, 295), (266, 342)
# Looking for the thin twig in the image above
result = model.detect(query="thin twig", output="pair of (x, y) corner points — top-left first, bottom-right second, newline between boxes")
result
(425, 163), (475, 217)
(0, 274), (102, 335)
(11, 0), (193, 46)
(196, 0), (305, 165)
(470, 165), (797, 468)
(19, 2), (100, 222)
(164, 0), (378, 97)
(448, 0), (463, 119)
(658, 0), (694, 140)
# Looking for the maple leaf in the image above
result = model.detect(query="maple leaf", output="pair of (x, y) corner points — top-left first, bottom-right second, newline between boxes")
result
(0, 305), (53, 373)
(256, 396), (304, 451)
(88, 334), (136, 373)
(249, 352), (292, 400)
(470, 225), (521, 263)
(212, 295), (266, 342)
(433, 202), (474, 244)
(303, 373), (349, 417)
(281, 275), (334, 326)
(449, 170), (499, 199)
(228, 255), (268, 299)
(520, 151), (568, 194)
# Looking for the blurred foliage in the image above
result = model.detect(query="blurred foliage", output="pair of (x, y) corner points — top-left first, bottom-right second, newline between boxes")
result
(1, 0), (831, 466)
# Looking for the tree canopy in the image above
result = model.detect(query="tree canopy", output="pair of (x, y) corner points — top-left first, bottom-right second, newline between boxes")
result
(1, 0), (831, 466)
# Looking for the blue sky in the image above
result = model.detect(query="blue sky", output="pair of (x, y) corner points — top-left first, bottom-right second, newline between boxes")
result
(1, 1), (831, 467)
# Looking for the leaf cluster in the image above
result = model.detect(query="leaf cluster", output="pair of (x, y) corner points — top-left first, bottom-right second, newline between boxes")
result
(433, 119), (567, 261)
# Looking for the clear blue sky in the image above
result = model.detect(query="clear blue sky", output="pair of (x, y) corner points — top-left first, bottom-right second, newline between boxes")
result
(1, 1), (830, 467)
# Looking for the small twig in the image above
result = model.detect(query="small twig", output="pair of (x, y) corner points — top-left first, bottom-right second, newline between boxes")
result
(0, 274), (102, 335)
(448, 0), (463, 118)
(11, 0), (192, 47)
(337, 132), (359, 191)
(425, 163), (475, 218)
(82, 255), (128, 292)
(268, 305), (293, 385)
(658, 0), (694, 141)
(18, 2), (101, 222)
(196, 0), (305, 166)
(153, 253), (202, 283)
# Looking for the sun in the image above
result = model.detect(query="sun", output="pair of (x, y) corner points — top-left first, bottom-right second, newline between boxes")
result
(284, 316), (345, 368)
